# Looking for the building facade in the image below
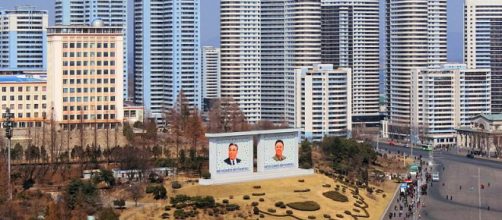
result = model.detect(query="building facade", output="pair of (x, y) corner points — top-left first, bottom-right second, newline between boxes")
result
(221, 0), (321, 124)
(55, 0), (129, 100)
(410, 64), (491, 148)
(46, 21), (124, 129)
(321, 0), (380, 124)
(0, 75), (47, 128)
(202, 46), (221, 100)
(289, 64), (352, 141)
(0, 6), (48, 71)
(385, 0), (447, 137)
(457, 114), (502, 158)
(134, 0), (201, 121)
(464, 0), (502, 113)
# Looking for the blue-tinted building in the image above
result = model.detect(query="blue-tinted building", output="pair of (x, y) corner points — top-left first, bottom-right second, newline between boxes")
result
(133, 0), (201, 121)
(0, 6), (48, 71)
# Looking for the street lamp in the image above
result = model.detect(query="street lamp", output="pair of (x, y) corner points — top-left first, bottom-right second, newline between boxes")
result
(2, 108), (15, 200)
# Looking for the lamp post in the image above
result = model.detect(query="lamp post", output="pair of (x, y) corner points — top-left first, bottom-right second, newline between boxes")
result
(3, 108), (15, 200)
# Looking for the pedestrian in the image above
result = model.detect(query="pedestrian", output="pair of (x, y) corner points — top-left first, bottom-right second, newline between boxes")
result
(446, 194), (448, 199)
(450, 195), (453, 200)
(460, 185), (462, 190)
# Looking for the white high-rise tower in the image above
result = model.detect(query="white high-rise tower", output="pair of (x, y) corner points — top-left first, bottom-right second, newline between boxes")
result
(385, 0), (447, 137)
(465, 0), (502, 113)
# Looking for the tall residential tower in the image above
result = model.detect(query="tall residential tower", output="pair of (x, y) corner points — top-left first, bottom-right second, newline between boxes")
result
(385, 0), (447, 137)
(465, 0), (502, 113)
(221, 0), (321, 124)
(0, 6), (48, 71)
(321, 0), (380, 124)
(55, 0), (129, 100)
(202, 46), (221, 101)
(134, 0), (201, 120)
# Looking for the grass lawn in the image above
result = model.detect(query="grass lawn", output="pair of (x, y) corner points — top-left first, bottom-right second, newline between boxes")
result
(120, 173), (396, 220)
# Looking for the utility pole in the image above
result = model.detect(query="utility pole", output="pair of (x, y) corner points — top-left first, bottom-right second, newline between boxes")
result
(3, 108), (15, 200)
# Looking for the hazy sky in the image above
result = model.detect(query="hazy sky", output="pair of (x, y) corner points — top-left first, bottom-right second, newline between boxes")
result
(0, 0), (463, 62)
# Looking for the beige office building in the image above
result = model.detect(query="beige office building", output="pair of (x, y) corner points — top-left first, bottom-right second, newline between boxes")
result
(47, 20), (124, 129)
(0, 75), (47, 128)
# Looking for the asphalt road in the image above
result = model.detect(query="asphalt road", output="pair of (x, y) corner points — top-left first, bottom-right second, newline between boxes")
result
(374, 142), (502, 220)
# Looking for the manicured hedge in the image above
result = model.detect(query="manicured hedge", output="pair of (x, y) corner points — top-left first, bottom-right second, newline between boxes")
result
(323, 191), (349, 202)
(286, 201), (321, 211)
(243, 195), (250, 200)
(293, 189), (311, 193)
(252, 192), (266, 196)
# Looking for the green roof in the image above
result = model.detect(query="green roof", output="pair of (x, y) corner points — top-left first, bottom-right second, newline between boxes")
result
(478, 114), (502, 121)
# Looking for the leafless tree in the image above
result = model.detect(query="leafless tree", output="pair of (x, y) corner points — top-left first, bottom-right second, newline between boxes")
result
(130, 183), (143, 207)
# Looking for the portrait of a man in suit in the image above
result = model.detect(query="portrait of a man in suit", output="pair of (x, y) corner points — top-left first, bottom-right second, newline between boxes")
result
(273, 140), (286, 161)
(224, 143), (241, 165)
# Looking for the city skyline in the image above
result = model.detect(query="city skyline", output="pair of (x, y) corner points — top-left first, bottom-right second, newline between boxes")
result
(1, 0), (463, 63)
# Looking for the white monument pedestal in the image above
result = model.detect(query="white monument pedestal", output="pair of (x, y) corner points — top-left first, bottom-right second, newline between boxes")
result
(199, 168), (314, 185)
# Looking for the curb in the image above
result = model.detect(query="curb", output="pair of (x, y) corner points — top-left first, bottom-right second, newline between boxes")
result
(380, 183), (400, 220)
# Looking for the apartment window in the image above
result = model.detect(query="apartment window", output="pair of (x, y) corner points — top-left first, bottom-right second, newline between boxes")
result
(18, 104), (22, 110)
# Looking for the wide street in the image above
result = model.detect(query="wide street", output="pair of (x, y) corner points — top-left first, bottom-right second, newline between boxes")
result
(375, 142), (502, 220)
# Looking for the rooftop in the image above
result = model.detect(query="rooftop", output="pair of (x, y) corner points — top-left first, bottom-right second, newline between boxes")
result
(0, 75), (46, 83)
(479, 114), (502, 121)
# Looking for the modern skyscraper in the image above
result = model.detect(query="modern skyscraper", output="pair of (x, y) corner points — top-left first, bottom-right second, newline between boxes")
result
(134, 0), (201, 121)
(202, 46), (221, 100)
(46, 20), (124, 128)
(289, 64), (352, 141)
(221, 0), (321, 124)
(465, 0), (502, 113)
(55, 0), (129, 100)
(385, 0), (447, 137)
(0, 6), (48, 71)
(410, 64), (491, 148)
(321, 0), (380, 124)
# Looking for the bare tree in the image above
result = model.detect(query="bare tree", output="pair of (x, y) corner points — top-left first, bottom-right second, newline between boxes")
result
(130, 183), (143, 207)
(187, 109), (205, 152)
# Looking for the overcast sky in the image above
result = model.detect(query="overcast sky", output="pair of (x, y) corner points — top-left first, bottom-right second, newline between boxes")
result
(0, 0), (463, 62)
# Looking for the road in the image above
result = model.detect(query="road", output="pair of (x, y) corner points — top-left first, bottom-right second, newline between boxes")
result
(375, 142), (502, 220)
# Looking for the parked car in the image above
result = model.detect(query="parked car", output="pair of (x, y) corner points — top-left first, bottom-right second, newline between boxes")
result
(466, 153), (475, 159)
(432, 173), (440, 182)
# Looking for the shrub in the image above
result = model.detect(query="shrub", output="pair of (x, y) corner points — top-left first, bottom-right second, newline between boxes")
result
(322, 184), (331, 188)
(344, 210), (351, 215)
(323, 214), (331, 218)
(280, 204), (286, 209)
(275, 201), (284, 208)
(223, 199), (229, 204)
(171, 181), (182, 189)
(286, 201), (321, 211)
(229, 195), (234, 199)
(170, 194), (191, 205)
(253, 185), (262, 189)
(145, 184), (167, 200)
(383, 194), (387, 198)
(308, 216), (316, 219)
(201, 171), (211, 179)
(175, 203), (187, 209)
(293, 189), (310, 193)
(174, 209), (185, 219)
(376, 189), (384, 193)
(226, 204), (239, 211)
(323, 191), (349, 202)
(267, 208), (276, 213)
(260, 214), (265, 218)
(252, 192), (266, 196)
(366, 187), (374, 194)
(164, 206), (171, 211)
(286, 210), (293, 215)
(243, 195), (250, 200)
(353, 208), (360, 213)
(298, 179), (305, 183)
(253, 207), (260, 215)
(259, 198), (265, 202)
(251, 201), (259, 206)
(193, 196), (216, 208)
(336, 214), (344, 218)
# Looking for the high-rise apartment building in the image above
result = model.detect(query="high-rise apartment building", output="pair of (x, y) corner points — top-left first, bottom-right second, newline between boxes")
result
(465, 0), (502, 113)
(410, 64), (491, 148)
(202, 46), (221, 100)
(385, 0), (447, 137)
(0, 6), (48, 71)
(134, 0), (201, 121)
(221, 0), (321, 124)
(55, 0), (129, 100)
(46, 20), (124, 128)
(289, 64), (352, 141)
(321, 0), (380, 123)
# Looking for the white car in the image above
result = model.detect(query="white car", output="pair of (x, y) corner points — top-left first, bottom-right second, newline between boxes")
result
(432, 173), (440, 182)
